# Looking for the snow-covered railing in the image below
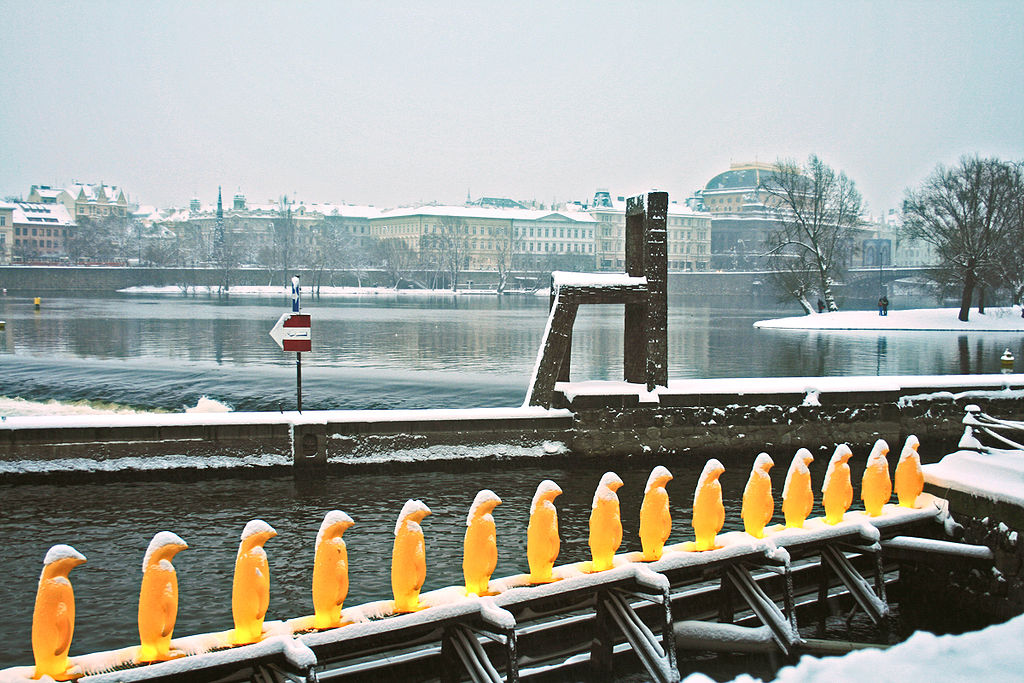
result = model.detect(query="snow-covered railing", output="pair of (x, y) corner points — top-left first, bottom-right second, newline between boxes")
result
(961, 404), (1024, 451)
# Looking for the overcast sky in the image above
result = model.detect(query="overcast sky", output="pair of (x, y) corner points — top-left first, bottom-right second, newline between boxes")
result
(2, 1), (1022, 215)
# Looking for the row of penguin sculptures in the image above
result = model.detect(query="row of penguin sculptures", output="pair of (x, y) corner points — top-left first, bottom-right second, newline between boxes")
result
(28, 436), (923, 680)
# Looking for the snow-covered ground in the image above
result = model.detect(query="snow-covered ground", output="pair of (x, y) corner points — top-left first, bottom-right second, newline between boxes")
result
(118, 284), (520, 297)
(755, 306), (1024, 331)
(683, 611), (1024, 683)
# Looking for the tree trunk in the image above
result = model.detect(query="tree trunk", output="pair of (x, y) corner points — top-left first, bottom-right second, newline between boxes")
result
(977, 286), (986, 314)
(958, 272), (975, 322)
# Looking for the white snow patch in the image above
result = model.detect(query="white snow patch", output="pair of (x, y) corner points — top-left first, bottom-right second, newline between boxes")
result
(695, 459), (725, 493)
(466, 489), (501, 526)
(924, 448), (1024, 508)
(395, 500), (431, 535)
(754, 306), (1024, 331)
(645, 465), (673, 493)
(240, 519), (276, 542)
(822, 444), (852, 495)
(142, 531), (187, 572)
(43, 544), (85, 566)
(802, 389), (821, 407)
(782, 449), (813, 499)
(592, 472), (624, 507)
(0, 452), (290, 475)
(530, 479), (562, 514)
(184, 396), (232, 413)
(315, 510), (354, 547)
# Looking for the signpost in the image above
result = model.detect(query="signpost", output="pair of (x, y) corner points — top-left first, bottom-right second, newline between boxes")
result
(269, 276), (310, 411)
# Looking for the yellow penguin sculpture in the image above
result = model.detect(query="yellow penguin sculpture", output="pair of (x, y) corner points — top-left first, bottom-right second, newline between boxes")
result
(463, 490), (502, 596)
(527, 480), (562, 583)
(692, 459), (726, 550)
(639, 466), (673, 560)
(231, 520), (277, 645)
(782, 448), (815, 528)
(895, 435), (924, 508)
(741, 453), (774, 538)
(822, 444), (854, 525)
(138, 531), (188, 662)
(312, 510), (354, 629)
(861, 439), (892, 516)
(392, 499), (432, 612)
(588, 472), (624, 571)
(32, 544), (86, 681)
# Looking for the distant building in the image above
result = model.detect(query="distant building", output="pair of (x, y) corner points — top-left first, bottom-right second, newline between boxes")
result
(2, 202), (75, 262)
(700, 162), (787, 270)
(587, 190), (711, 272)
(28, 183), (130, 220)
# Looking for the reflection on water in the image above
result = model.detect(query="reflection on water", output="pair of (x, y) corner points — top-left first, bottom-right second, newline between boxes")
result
(1, 292), (1022, 411)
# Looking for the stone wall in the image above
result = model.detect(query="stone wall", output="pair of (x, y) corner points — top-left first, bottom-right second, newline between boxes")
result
(562, 388), (1024, 462)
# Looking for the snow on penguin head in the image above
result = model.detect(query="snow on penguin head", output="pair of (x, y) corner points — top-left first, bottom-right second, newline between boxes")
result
(142, 531), (187, 572)
(592, 472), (624, 507)
(395, 499), (432, 535)
(316, 510), (354, 546)
(466, 489), (502, 526)
(645, 465), (673, 493)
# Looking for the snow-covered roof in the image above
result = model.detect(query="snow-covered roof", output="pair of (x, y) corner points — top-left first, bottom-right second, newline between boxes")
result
(378, 205), (596, 223)
(304, 203), (382, 219)
(71, 183), (127, 203)
(589, 199), (704, 217)
(12, 202), (74, 226)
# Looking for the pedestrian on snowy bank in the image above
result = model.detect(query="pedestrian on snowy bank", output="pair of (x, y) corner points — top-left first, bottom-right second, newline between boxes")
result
(878, 295), (889, 316)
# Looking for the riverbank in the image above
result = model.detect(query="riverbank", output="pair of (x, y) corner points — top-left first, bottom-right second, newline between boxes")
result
(755, 306), (1024, 331)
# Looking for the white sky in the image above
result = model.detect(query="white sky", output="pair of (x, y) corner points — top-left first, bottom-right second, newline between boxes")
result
(1, 1), (1022, 214)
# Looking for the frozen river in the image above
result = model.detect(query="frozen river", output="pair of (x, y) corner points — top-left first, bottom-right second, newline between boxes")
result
(0, 290), (1021, 413)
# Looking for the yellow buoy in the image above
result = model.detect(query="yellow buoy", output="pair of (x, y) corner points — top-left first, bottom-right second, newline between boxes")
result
(588, 472), (624, 571)
(312, 511), (354, 629)
(527, 480), (562, 583)
(391, 500), (431, 612)
(32, 545), (86, 680)
(639, 466), (673, 561)
(741, 453), (774, 538)
(138, 532), (188, 662)
(231, 520), (277, 644)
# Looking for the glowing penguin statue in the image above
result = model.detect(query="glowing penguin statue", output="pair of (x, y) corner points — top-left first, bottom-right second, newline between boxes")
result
(861, 439), (892, 517)
(895, 435), (924, 508)
(821, 444), (854, 525)
(138, 531), (188, 662)
(463, 490), (502, 595)
(392, 500), (432, 612)
(639, 466), (673, 561)
(741, 453), (774, 538)
(782, 448), (815, 528)
(589, 472), (624, 571)
(692, 459), (726, 550)
(312, 510), (354, 629)
(231, 519), (277, 645)
(32, 545), (86, 681)
(527, 480), (562, 583)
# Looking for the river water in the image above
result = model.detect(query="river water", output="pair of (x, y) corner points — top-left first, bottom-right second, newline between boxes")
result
(0, 290), (1020, 670)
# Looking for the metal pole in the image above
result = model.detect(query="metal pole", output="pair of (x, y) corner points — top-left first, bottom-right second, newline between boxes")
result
(296, 351), (302, 412)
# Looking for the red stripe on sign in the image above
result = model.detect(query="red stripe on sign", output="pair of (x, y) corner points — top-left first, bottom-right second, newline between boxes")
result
(284, 315), (311, 328)
(283, 340), (311, 352)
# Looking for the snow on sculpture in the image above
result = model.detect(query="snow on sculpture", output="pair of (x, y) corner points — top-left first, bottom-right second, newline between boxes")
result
(639, 466), (673, 560)
(895, 435), (924, 508)
(822, 444), (854, 525)
(588, 472), (624, 571)
(32, 544), (86, 680)
(312, 511), (354, 629)
(527, 480), (562, 583)
(231, 520), (277, 644)
(692, 459), (726, 550)
(138, 531), (188, 662)
(782, 448), (815, 528)
(463, 490), (502, 596)
(861, 439), (892, 517)
(392, 500), (432, 612)
(741, 453), (774, 538)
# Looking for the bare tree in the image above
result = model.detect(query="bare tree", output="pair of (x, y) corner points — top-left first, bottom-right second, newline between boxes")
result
(273, 197), (296, 286)
(493, 222), (523, 293)
(761, 155), (864, 312)
(437, 215), (470, 291)
(902, 156), (1020, 321)
(374, 237), (418, 289)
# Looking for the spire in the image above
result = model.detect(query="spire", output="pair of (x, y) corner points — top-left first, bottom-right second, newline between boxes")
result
(215, 186), (224, 249)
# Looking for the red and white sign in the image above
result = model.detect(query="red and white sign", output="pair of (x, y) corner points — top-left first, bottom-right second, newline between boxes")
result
(270, 313), (311, 352)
